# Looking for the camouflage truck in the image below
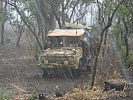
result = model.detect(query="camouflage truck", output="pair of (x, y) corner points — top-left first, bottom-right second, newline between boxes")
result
(38, 28), (97, 78)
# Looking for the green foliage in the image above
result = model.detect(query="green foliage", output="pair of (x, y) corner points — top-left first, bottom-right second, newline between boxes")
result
(127, 57), (133, 64)
(0, 12), (8, 22)
(112, 24), (123, 35)
(0, 89), (14, 100)
(118, 5), (131, 17)
(5, 36), (12, 44)
(129, 52), (133, 56)
(102, 0), (118, 16)
(81, 0), (91, 4)
(120, 45), (126, 58)
(127, 52), (133, 64)
(116, 37), (126, 59)
(90, 25), (101, 36)
(4, 32), (12, 44)
(127, 52), (133, 70)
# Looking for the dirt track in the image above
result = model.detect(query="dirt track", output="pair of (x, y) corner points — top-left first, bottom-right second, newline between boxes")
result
(0, 44), (90, 95)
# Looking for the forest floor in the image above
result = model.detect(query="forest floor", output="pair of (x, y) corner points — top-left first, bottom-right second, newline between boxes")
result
(0, 44), (91, 99)
(50, 40), (133, 100)
(0, 42), (133, 99)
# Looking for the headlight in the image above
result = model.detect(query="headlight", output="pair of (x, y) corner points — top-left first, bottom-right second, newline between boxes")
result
(44, 60), (48, 65)
(64, 61), (68, 65)
(68, 56), (74, 61)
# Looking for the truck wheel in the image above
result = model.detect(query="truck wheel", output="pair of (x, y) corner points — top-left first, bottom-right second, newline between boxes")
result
(79, 58), (86, 71)
(42, 69), (48, 77)
(86, 60), (93, 73)
(79, 59), (83, 69)
(71, 69), (81, 78)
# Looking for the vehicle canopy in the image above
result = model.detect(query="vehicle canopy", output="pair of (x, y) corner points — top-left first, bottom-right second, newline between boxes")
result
(47, 29), (85, 37)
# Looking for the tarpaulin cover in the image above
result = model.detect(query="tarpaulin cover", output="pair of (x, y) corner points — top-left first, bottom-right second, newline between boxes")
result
(47, 29), (85, 37)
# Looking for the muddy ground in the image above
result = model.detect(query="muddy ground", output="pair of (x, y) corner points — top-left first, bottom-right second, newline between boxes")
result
(0, 44), (91, 95)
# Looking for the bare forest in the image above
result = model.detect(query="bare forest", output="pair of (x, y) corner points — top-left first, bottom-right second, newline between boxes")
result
(0, 0), (133, 100)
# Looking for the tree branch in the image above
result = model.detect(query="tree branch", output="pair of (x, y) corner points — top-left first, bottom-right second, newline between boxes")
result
(5, 0), (43, 50)
(91, 0), (126, 88)
(69, 0), (80, 22)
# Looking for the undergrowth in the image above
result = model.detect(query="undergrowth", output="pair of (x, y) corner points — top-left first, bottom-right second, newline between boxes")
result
(0, 89), (14, 100)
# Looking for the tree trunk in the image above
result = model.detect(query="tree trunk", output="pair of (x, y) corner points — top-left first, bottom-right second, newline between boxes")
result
(16, 31), (22, 47)
(13, 4), (43, 50)
(102, 29), (108, 56)
(61, 2), (65, 28)
(1, 23), (4, 45)
(55, 13), (62, 28)
(0, 0), (4, 45)
(122, 18), (129, 60)
(124, 33), (129, 60)
(91, 30), (105, 88)
(0, 0), (7, 45)
(91, 0), (125, 88)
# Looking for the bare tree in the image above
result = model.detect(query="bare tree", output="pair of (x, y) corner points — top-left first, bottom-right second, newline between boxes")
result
(122, 18), (129, 60)
(0, 0), (7, 45)
(5, 1), (43, 50)
(91, 0), (125, 88)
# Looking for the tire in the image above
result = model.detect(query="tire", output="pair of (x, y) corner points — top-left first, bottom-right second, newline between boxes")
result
(79, 59), (83, 69)
(86, 59), (93, 73)
(79, 58), (86, 71)
(71, 69), (81, 78)
(42, 69), (48, 77)
(70, 59), (82, 78)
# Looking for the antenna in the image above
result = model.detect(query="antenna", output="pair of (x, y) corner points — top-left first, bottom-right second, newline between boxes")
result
(75, 21), (78, 51)
(76, 21), (78, 35)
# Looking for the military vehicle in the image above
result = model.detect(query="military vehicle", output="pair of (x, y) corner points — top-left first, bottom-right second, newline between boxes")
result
(38, 26), (97, 78)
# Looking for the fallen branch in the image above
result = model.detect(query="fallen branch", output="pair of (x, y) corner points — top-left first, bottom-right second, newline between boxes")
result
(10, 84), (28, 93)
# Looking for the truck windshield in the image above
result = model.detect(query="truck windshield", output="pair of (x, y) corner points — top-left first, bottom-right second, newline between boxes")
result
(48, 36), (62, 48)
(49, 36), (81, 48)
(63, 37), (81, 47)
